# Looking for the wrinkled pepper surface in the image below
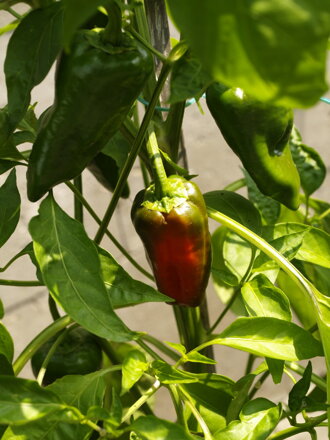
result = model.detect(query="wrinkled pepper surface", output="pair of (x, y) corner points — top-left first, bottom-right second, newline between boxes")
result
(27, 30), (153, 201)
(131, 175), (211, 307)
(206, 83), (300, 210)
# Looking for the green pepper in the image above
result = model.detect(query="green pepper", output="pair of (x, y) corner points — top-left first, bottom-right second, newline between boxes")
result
(31, 327), (103, 385)
(27, 30), (153, 202)
(131, 175), (211, 307)
(206, 83), (300, 210)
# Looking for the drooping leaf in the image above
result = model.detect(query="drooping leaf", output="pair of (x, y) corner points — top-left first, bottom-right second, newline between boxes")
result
(266, 358), (284, 385)
(122, 350), (149, 395)
(0, 323), (14, 363)
(98, 247), (171, 308)
(29, 195), (133, 342)
(204, 190), (262, 234)
(241, 274), (292, 321)
(214, 398), (281, 440)
(290, 126), (326, 196)
(0, 169), (20, 248)
(288, 361), (312, 412)
(167, 0), (330, 107)
(5, 3), (64, 128)
(244, 170), (280, 225)
(204, 317), (323, 361)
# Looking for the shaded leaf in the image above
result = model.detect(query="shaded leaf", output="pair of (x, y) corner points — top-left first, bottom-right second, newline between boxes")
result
(244, 170), (280, 225)
(288, 361), (312, 412)
(5, 3), (64, 128)
(290, 126), (326, 196)
(204, 190), (262, 234)
(0, 169), (20, 248)
(0, 323), (14, 363)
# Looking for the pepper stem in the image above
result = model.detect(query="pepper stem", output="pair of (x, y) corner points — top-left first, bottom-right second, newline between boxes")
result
(146, 128), (169, 199)
(102, 0), (123, 46)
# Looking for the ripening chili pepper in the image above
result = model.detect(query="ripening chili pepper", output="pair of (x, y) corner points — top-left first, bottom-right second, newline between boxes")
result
(131, 175), (211, 307)
(206, 82), (300, 210)
(27, 29), (153, 202)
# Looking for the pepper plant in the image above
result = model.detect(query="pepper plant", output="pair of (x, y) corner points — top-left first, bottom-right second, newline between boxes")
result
(0, 0), (330, 439)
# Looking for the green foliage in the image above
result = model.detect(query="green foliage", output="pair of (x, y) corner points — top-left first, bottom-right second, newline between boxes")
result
(0, 1), (329, 439)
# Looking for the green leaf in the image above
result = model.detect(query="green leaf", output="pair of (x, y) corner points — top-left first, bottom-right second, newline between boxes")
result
(0, 354), (14, 376)
(184, 351), (217, 365)
(165, 341), (186, 355)
(309, 198), (330, 234)
(277, 269), (317, 330)
(211, 227), (247, 316)
(0, 169), (20, 248)
(288, 361), (312, 412)
(266, 358), (284, 385)
(204, 190), (262, 234)
(244, 170), (280, 225)
(151, 360), (199, 384)
(254, 229), (307, 272)
(62, 0), (105, 49)
(13, 130), (35, 146)
(98, 247), (171, 308)
(225, 374), (255, 423)
(302, 261), (330, 297)
(122, 350), (148, 395)
(5, 3), (64, 128)
(29, 195), (133, 342)
(183, 373), (234, 434)
(169, 51), (212, 104)
(5, 370), (106, 440)
(295, 227), (330, 268)
(206, 317), (323, 361)
(241, 274), (292, 321)
(0, 160), (23, 175)
(167, 0), (330, 107)
(0, 323), (14, 363)
(0, 376), (81, 425)
(215, 398), (281, 440)
(290, 127), (326, 196)
(129, 415), (196, 440)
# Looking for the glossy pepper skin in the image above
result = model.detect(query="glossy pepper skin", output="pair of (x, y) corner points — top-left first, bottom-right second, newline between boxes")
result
(27, 31), (153, 202)
(206, 83), (300, 210)
(31, 327), (102, 386)
(131, 176), (211, 307)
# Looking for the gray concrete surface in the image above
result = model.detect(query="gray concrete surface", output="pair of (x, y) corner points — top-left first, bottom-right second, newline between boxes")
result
(0, 8), (330, 438)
